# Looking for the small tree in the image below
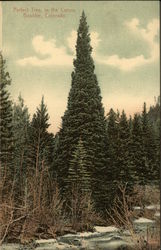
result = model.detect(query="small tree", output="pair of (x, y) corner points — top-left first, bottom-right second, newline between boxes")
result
(67, 137), (91, 195)
(27, 97), (55, 210)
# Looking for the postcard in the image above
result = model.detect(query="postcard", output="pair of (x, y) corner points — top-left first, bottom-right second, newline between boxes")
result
(0, 1), (160, 249)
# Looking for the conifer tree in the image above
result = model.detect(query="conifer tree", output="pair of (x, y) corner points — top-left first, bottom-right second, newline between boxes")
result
(106, 109), (119, 181)
(106, 109), (119, 204)
(28, 97), (54, 174)
(141, 103), (158, 184)
(0, 53), (13, 180)
(130, 114), (145, 184)
(55, 11), (108, 211)
(67, 138), (91, 194)
(12, 94), (30, 200)
(116, 110), (133, 187)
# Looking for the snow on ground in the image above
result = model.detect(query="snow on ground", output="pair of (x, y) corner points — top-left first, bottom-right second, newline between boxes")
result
(77, 231), (99, 238)
(36, 239), (57, 244)
(133, 206), (141, 210)
(94, 226), (119, 233)
(134, 217), (155, 224)
(154, 212), (160, 217)
(145, 204), (159, 210)
(59, 226), (119, 240)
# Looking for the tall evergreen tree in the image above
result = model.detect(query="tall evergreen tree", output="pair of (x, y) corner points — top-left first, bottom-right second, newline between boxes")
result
(0, 53), (13, 180)
(55, 11), (108, 211)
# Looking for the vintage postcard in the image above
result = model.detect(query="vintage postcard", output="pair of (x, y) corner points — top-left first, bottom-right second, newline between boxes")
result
(0, 1), (160, 249)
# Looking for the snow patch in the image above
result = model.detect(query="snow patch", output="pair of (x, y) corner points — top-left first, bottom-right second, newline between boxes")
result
(36, 239), (57, 244)
(77, 231), (99, 238)
(94, 226), (119, 233)
(145, 204), (160, 210)
(154, 212), (160, 217)
(133, 206), (141, 210)
(134, 217), (155, 224)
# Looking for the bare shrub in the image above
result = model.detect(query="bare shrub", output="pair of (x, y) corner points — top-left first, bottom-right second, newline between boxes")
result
(133, 184), (160, 207)
(19, 166), (67, 242)
(68, 186), (102, 232)
(107, 183), (160, 250)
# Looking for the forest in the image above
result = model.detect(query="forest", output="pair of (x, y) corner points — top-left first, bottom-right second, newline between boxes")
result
(0, 11), (160, 248)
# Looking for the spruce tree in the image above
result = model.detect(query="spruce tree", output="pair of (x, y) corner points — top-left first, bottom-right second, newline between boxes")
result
(28, 97), (55, 174)
(116, 110), (133, 187)
(0, 53), (13, 180)
(26, 97), (55, 208)
(141, 103), (158, 184)
(55, 11), (108, 211)
(130, 114), (145, 184)
(67, 137), (91, 194)
(106, 109), (119, 204)
(12, 94), (30, 200)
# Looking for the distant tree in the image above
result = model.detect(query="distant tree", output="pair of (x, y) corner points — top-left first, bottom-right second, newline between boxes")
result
(55, 11), (108, 211)
(12, 94), (30, 201)
(148, 96), (160, 137)
(141, 102), (158, 184)
(116, 110), (133, 187)
(0, 53), (13, 185)
(128, 115), (133, 133)
(106, 109), (119, 205)
(130, 114), (145, 184)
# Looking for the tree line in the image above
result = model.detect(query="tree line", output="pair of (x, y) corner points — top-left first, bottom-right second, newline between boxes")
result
(0, 11), (160, 220)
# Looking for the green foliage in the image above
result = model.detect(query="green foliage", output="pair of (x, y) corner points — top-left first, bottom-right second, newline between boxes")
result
(67, 138), (91, 194)
(117, 110), (133, 185)
(130, 114), (145, 184)
(0, 53), (13, 178)
(141, 103), (158, 184)
(28, 96), (55, 173)
(12, 94), (30, 200)
(106, 109), (119, 203)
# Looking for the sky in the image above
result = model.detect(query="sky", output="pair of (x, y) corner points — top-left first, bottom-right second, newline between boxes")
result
(1, 1), (160, 133)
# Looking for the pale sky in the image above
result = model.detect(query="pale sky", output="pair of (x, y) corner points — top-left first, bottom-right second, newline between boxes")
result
(2, 1), (160, 133)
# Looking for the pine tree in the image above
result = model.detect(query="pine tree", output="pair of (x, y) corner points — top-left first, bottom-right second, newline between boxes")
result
(67, 138), (91, 194)
(106, 109), (119, 205)
(26, 97), (55, 209)
(130, 114), (145, 184)
(0, 53), (13, 180)
(12, 94), (30, 200)
(28, 96), (54, 174)
(55, 11), (108, 211)
(141, 103), (158, 184)
(116, 110), (133, 187)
